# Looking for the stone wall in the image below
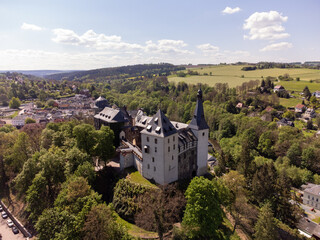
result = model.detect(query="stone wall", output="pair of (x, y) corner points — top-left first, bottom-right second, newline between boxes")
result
(178, 147), (197, 180)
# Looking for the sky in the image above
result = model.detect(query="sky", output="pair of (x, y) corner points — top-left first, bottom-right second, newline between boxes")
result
(0, 0), (319, 70)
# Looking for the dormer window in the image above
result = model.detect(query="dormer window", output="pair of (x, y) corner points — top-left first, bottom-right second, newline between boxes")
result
(155, 126), (161, 134)
(147, 125), (152, 131)
(154, 117), (158, 124)
(142, 118), (147, 124)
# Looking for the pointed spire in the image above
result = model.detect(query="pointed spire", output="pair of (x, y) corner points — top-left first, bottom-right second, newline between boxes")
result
(188, 88), (209, 130)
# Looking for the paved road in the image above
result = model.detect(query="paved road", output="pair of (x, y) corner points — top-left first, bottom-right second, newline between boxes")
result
(0, 216), (26, 240)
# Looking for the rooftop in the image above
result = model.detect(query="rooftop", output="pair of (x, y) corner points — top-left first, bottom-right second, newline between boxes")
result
(141, 109), (177, 137)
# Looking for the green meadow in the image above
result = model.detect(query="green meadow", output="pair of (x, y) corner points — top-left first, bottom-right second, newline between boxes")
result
(169, 65), (320, 88)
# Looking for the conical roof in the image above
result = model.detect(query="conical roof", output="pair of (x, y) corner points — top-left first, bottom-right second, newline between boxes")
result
(95, 96), (107, 102)
(141, 109), (177, 137)
(188, 89), (209, 130)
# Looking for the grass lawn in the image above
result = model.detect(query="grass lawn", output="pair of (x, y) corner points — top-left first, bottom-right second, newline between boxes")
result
(279, 80), (320, 93)
(279, 97), (302, 108)
(313, 217), (320, 223)
(115, 212), (158, 239)
(125, 168), (158, 188)
(169, 65), (320, 88)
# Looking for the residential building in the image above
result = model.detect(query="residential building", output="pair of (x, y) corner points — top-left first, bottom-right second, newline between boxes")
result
(302, 183), (320, 210)
(295, 104), (306, 113)
(273, 85), (285, 92)
(12, 115), (27, 129)
(313, 91), (320, 98)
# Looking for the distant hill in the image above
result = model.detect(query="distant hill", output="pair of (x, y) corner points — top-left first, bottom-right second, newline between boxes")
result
(44, 63), (185, 81)
(0, 70), (74, 78)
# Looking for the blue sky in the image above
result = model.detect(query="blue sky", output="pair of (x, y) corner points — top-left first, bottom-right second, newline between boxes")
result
(0, 0), (319, 70)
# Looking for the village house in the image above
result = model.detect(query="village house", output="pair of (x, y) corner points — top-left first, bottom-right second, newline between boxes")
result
(302, 108), (316, 120)
(313, 91), (320, 98)
(0, 119), (6, 127)
(273, 85), (285, 92)
(236, 102), (244, 109)
(12, 115), (27, 129)
(295, 103), (306, 113)
(277, 118), (294, 127)
(94, 89), (209, 185)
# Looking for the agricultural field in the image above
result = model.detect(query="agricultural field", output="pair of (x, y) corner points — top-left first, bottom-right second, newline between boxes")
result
(169, 65), (320, 88)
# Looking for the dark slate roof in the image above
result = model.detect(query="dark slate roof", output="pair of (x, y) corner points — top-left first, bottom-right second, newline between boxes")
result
(141, 109), (177, 137)
(135, 110), (153, 128)
(188, 89), (209, 130)
(178, 128), (197, 147)
(297, 218), (320, 238)
(94, 107), (128, 123)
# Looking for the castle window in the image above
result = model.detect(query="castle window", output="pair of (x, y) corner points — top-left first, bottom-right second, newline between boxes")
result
(144, 145), (149, 153)
(155, 139), (157, 144)
(155, 147), (157, 153)
(154, 166), (156, 172)
(172, 155), (174, 160)
(173, 136), (175, 141)
(168, 138), (170, 143)
(173, 144), (175, 150)
(168, 146), (170, 152)
(152, 157), (155, 162)
(147, 137), (149, 142)
(202, 132), (205, 136)
(147, 164), (150, 169)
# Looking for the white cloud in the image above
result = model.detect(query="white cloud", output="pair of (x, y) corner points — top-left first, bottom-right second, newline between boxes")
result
(222, 7), (241, 14)
(243, 11), (289, 40)
(197, 43), (219, 53)
(260, 42), (293, 51)
(52, 28), (192, 55)
(52, 28), (142, 51)
(21, 22), (43, 31)
(145, 39), (191, 54)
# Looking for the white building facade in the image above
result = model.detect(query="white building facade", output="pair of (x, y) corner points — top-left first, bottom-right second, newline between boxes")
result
(116, 89), (209, 185)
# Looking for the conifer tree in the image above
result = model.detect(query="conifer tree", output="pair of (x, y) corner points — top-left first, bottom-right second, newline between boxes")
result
(254, 202), (278, 240)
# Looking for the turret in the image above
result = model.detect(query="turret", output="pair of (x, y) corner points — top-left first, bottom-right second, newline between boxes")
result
(188, 88), (209, 175)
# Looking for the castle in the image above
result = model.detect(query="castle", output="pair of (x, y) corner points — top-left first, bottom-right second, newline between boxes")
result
(94, 89), (209, 185)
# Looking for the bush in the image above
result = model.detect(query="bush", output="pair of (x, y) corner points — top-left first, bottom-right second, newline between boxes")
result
(112, 179), (146, 222)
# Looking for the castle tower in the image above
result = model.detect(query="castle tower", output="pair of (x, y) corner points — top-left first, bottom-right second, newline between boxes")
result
(141, 110), (179, 184)
(188, 89), (209, 176)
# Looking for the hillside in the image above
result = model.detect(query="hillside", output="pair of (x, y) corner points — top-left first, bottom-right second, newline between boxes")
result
(169, 65), (320, 88)
(45, 63), (185, 81)
(0, 70), (73, 78)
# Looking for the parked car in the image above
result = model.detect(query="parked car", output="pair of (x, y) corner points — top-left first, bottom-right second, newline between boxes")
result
(7, 219), (14, 228)
(1, 212), (8, 219)
(12, 226), (19, 234)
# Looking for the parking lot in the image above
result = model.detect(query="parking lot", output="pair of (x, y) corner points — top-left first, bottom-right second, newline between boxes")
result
(0, 211), (26, 240)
